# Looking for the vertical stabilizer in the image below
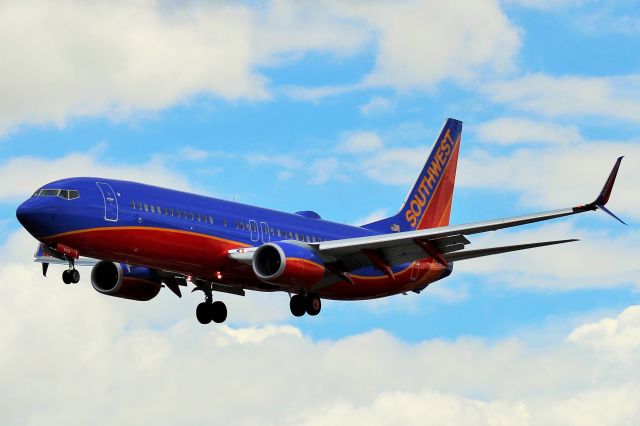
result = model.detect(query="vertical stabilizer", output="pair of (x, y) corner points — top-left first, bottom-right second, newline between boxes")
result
(363, 118), (462, 233)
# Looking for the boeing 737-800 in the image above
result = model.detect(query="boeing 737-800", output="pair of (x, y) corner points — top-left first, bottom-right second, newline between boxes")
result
(15, 119), (624, 324)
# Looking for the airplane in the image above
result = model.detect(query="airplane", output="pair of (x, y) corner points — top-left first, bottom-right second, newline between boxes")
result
(15, 118), (625, 324)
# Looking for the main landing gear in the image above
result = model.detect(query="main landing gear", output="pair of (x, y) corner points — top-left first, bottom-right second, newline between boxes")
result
(61, 260), (80, 284)
(193, 280), (227, 324)
(290, 293), (321, 317)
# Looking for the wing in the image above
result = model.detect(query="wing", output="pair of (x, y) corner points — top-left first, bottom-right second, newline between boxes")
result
(313, 157), (624, 269)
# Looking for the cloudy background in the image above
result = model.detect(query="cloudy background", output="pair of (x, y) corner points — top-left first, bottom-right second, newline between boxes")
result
(1, 1), (639, 424)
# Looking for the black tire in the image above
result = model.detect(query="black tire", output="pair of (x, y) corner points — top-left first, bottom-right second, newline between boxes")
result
(305, 294), (321, 316)
(62, 270), (71, 284)
(211, 301), (227, 324)
(196, 302), (212, 324)
(290, 294), (306, 317)
(70, 269), (80, 284)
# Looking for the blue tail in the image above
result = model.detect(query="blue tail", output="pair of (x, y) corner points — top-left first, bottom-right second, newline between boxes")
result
(363, 118), (463, 233)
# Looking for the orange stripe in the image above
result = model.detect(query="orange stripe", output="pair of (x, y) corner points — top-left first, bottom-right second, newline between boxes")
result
(287, 257), (325, 272)
(42, 226), (250, 248)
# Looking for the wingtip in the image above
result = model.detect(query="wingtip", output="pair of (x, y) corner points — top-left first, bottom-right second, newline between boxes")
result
(593, 156), (623, 207)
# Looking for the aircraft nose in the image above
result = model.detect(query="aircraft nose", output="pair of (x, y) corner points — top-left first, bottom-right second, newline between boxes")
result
(16, 198), (55, 237)
(16, 199), (35, 229)
(16, 199), (32, 228)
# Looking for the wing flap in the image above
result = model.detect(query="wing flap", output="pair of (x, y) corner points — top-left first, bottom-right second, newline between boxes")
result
(445, 239), (578, 262)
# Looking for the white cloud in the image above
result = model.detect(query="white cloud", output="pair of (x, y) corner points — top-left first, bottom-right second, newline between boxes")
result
(0, 0), (521, 134)
(309, 157), (345, 185)
(360, 96), (395, 117)
(354, 208), (389, 226)
(348, 0), (520, 89)
(486, 74), (640, 123)
(338, 131), (385, 153)
(2, 228), (640, 426)
(474, 117), (582, 145)
(0, 1), (267, 135)
(0, 147), (192, 202)
(458, 140), (640, 220)
(361, 147), (426, 185)
(455, 222), (640, 291)
(0, 0), (369, 135)
(178, 147), (210, 162)
(568, 305), (640, 358)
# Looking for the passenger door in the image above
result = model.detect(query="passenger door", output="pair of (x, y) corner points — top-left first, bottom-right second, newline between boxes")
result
(260, 221), (270, 243)
(96, 182), (118, 222)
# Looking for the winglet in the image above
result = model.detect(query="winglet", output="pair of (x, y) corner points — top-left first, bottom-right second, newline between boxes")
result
(590, 156), (625, 225)
(593, 156), (623, 206)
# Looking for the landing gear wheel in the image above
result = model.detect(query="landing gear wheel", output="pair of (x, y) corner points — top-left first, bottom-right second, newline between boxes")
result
(211, 301), (227, 323)
(70, 269), (80, 284)
(305, 294), (321, 316)
(62, 270), (71, 284)
(290, 294), (306, 317)
(196, 302), (212, 324)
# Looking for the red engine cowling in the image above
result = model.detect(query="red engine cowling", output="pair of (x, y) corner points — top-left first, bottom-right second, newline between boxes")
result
(252, 242), (325, 288)
(90, 261), (161, 301)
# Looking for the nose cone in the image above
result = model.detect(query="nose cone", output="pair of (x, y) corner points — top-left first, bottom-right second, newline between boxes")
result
(16, 199), (33, 228)
(16, 198), (56, 237)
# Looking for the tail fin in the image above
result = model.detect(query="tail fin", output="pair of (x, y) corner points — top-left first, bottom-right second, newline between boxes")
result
(363, 118), (462, 233)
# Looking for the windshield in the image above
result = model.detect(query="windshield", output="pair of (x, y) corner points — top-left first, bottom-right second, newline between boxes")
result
(32, 189), (80, 200)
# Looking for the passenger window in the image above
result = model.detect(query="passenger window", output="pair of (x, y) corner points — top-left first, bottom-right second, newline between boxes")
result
(209, 216), (214, 224)
(305, 235), (310, 242)
(157, 206), (161, 214)
(270, 228), (275, 236)
(197, 214), (201, 222)
(170, 208), (174, 216)
(190, 212), (194, 220)
(137, 202), (142, 210)
(163, 207), (168, 215)
(312, 236), (317, 242)
(150, 205), (155, 213)
(239, 222), (245, 230)
(222, 218), (227, 227)
(131, 201), (136, 209)
(277, 229), (281, 237)
(144, 203), (149, 212)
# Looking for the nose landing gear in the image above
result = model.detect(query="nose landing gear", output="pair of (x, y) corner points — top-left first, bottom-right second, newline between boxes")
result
(61, 259), (80, 284)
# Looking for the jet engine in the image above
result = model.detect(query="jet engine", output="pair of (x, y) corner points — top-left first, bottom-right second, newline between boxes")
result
(90, 261), (162, 301)
(252, 242), (325, 288)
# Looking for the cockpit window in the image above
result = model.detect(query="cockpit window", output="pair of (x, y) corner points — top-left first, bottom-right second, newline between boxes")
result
(32, 188), (80, 200)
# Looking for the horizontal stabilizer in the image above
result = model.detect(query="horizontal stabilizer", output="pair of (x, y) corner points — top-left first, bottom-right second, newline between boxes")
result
(445, 239), (578, 262)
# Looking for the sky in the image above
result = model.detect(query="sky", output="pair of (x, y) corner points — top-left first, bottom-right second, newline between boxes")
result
(1, 0), (639, 424)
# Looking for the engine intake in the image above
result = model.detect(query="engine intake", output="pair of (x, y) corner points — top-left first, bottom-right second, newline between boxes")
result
(252, 242), (325, 288)
(90, 261), (161, 301)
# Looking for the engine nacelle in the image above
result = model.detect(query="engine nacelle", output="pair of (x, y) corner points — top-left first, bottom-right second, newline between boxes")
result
(252, 242), (325, 288)
(90, 261), (161, 301)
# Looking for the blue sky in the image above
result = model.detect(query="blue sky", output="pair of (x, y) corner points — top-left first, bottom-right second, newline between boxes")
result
(1, 1), (639, 424)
